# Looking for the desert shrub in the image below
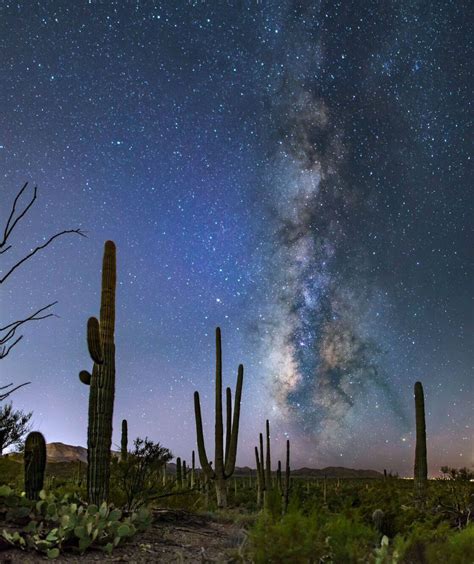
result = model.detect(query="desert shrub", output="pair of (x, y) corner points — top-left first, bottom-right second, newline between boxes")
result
(391, 522), (474, 564)
(440, 466), (474, 481)
(324, 514), (377, 562)
(110, 437), (172, 511)
(264, 487), (283, 520)
(425, 524), (474, 564)
(249, 510), (326, 563)
(393, 521), (452, 563)
(0, 456), (22, 488)
(249, 508), (379, 563)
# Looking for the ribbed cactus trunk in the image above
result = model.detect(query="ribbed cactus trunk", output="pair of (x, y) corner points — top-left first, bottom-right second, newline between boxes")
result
(79, 241), (117, 505)
(176, 457), (182, 489)
(414, 381), (428, 501)
(255, 446), (263, 507)
(24, 432), (46, 500)
(121, 419), (128, 461)
(277, 460), (282, 494)
(194, 327), (244, 508)
(284, 439), (290, 514)
(191, 450), (195, 488)
(265, 419), (272, 490)
(259, 432), (265, 491)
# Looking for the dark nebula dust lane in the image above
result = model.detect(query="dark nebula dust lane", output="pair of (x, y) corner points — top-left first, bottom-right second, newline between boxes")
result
(0, 1), (471, 473)
(254, 2), (471, 462)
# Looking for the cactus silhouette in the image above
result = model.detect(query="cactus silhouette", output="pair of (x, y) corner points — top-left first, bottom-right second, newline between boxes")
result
(194, 327), (244, 508)
(284, 439), (290, 514)
(414, 381), (428, 501)
(259, 432), (266, 492)
(121, 419), (128, 461)
(276, 460), (282, 493)
(255, 446), (263, 507)
(79, 240), (117, 504)
(24, 431), (46, 500)
(191, 450), (196, 488)
(265, 419), (272, 489)
(176, 457), (182, 489)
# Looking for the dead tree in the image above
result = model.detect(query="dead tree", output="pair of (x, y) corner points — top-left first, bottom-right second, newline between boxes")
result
(0, 183), (84, 398)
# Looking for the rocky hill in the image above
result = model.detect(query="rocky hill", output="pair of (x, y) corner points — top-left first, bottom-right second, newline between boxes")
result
(46, 442), (88, 463)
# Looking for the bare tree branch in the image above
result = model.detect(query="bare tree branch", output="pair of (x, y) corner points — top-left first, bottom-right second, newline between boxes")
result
(1, 183), (86, 283)
(0, 228), (87, 284)
(0, 336), (23, 359)
(0, 182), (34, 251)
(0, 382), (31, 402)
(0, 301), (58, 358)
(0, 183), (84, 400)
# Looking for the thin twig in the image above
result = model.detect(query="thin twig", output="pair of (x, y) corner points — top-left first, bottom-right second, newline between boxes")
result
(0, 182), (33, 249)
(0, 301), (58, 333)
(0, 302), (58, 357)
(0, 382), (31, 401)
(0, 229), (87, 284)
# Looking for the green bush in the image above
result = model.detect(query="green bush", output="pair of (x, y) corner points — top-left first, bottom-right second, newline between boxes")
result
(109, 437), (172, 510)
(394, 522), (474, 564)
(324, 514), (377, 563)
(426, 524), (474, 564)
(249, 510), (326, 563)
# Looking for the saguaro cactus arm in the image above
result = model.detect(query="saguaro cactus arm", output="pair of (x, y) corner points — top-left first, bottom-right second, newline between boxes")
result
(224, 364), (243, 477)
(255, 446), (261, 476)
(255, 446), (261, 478)
(265, 419), (271, 488)
(225, 387), (232, 467)
(79, 370), (91, 385)
(259, 432), (266, 489)
(194, 391), (215, 479)
(214, 327), (224, 477)
(284, 439), (290, 513)
(87, 317), (103, 364)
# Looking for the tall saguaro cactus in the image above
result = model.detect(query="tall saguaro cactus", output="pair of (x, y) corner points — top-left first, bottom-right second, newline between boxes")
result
(24, 431), (46, 500)
(194, 327), (244, 508)
(414, 381), (428, 501)
(79, 240), (117, 504)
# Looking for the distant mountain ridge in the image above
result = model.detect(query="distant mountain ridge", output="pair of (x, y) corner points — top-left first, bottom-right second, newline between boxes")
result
(41, 443), (382, 478)
(47, 442), (87, 463)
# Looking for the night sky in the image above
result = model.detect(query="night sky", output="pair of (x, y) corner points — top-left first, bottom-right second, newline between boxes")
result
(1, 1), (472, 476)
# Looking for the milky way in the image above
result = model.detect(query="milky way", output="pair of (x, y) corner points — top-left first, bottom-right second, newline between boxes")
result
(254, 2), (471, 461)
(260, 90), (407, 450)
